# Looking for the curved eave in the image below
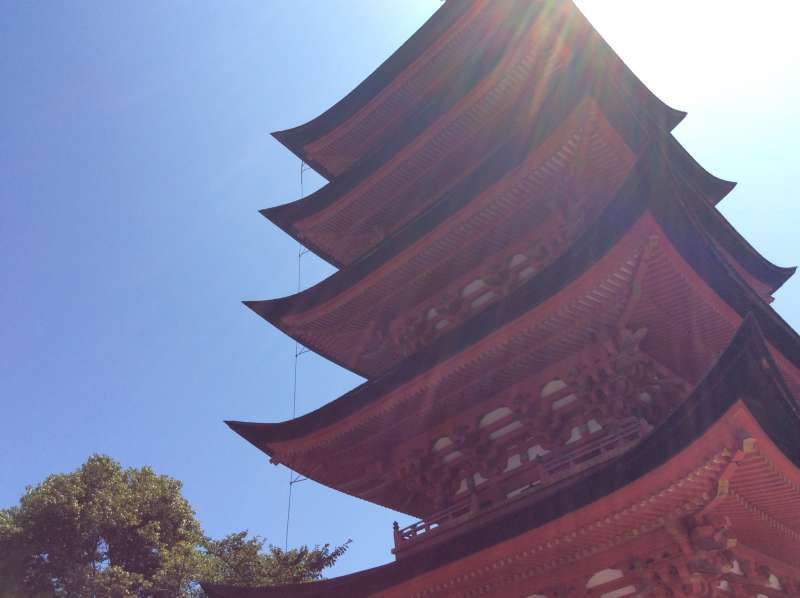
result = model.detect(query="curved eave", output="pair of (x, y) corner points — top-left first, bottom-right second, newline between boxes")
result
(270, 0), (473, 180)
(262, 134), (795, 290)
(259, 205), (344, 269)
(573, 1), (686, 134)
(266, 0), (686, 266)
(262, 75), (573, 268)
(210, 317), (800, 598)
(652, 165), (800, 369)
(249, 84), (603, 372)
(270, 131), (337, 182)
(248, 134), (793, 379)
(242, 299), (372, 379)
(664, 134), (737, 202)
(662, 135), (796, 294)
(259, 135), (736, 325)
(225, 420), (279, 461)
(234, 140), (800, 453)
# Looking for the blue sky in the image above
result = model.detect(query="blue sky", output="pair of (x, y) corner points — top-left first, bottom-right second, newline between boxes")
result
(2, 0), (798, 579)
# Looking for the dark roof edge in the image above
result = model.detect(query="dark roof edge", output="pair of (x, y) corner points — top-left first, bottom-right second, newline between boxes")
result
(241, 300), (372, 379)
(270, 0), (472, 173)
(258, 207), (344, 269)
(647, 158), (800, 368)
(662, 136), (796, 293)
(268, 133), (337, 183)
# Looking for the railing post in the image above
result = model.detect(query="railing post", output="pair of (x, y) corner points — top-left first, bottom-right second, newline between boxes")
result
(469, 489), (480, 514)
(392, 520), (401, 548)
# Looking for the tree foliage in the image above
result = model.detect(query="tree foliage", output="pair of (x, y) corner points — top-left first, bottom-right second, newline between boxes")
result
(200, 532), (349, 587)
(0, 455), (348, 597)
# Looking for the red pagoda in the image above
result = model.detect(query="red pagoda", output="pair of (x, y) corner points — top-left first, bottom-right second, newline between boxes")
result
(206, 1), (800, 596)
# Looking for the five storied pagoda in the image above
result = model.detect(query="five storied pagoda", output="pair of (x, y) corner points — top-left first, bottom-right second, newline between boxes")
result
(205, 1), (800, 596)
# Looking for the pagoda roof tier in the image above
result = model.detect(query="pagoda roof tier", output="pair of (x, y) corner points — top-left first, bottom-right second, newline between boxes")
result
(231, 146), (798, 515)
(265, 2), (685, 268)
(247, 134), (791, 380)
(205, 317), (800, 597)
(271, 0), (684, 183)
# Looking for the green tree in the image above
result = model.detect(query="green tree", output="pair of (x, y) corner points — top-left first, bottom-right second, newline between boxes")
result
(0, 455), (348, 597)
(200, 532), (349, 587)
(0, 455), (203, 597)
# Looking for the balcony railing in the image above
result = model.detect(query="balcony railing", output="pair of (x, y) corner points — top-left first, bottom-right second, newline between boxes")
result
(393, 417), (647, 554)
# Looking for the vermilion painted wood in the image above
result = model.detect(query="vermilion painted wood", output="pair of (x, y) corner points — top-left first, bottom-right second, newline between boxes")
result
(217, 1), (800, 595)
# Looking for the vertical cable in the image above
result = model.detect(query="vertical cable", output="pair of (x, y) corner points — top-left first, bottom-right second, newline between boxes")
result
(284, 160), (310, 550)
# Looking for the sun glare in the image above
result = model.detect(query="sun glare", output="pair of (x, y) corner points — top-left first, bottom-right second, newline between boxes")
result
(575, 0), (800, 109)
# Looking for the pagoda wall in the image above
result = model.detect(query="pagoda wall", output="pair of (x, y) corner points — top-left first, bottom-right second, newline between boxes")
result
(217, 319), (800, 597)
(254, 211), (771, 516)
(222, 0), (800, 596)
(257, 98), (637, 377)
(253, 134), (788, 385)
(377, 409), (800, 598)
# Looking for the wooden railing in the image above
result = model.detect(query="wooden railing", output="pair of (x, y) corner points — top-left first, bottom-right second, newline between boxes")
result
(393, 417), (647, 553)
(394, 501), (473, 546)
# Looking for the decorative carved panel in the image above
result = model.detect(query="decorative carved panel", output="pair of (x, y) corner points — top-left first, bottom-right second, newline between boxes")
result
(390, 326), (689, 510)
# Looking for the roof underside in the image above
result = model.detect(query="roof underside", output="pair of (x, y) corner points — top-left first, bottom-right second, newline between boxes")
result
(264, 1), (688, 268)
(247, 131), (792, 379)
(217, 1), (800, 594)
(229, 142), (800, 513)
(222, 1), (800, 593)
(271, 1), (685, 182)
(206, 316), (800, 597)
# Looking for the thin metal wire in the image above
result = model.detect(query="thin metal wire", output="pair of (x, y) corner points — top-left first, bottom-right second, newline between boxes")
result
(284, 160), (312, 550)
